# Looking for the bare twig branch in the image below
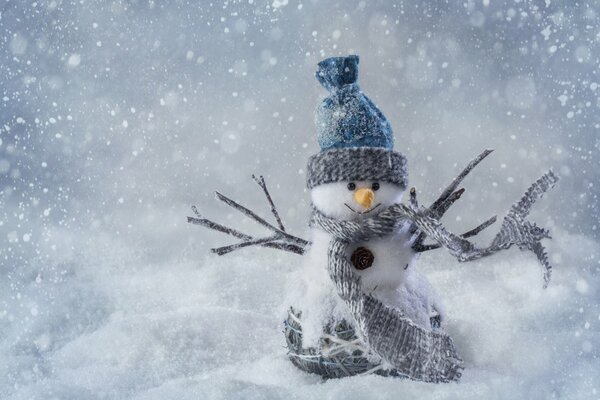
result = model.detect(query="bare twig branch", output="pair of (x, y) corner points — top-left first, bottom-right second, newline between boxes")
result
(263, 242), (306, 255)
(433, 188), (465, 219)
(408, 188), (419, 235)
(188, 174), (310, 257)
(215, 191), (309, 247)
(413, 215), (497, 253)
(412, 188), (465, 244)
(212, 236), (278, 256)
(412, 231), (427, 250)
(192, 205), (202, 218)
(413, 244), (440, 252)
(188, 213), (307, 255)
(187, 216), (251, 240)
(213, 237), (307, 256)
(411, 149), (494, 251)
(409, 187), (418, 210)
(429, 149), (493, 216)
(215, 191), (278, 232)
(252, 174), (286, 232)
(461, 215), (497, 239)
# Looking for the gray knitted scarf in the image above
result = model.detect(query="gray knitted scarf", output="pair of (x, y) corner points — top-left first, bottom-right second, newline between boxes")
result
(310, 205), (464, 383)
(308, 171), (558, 382)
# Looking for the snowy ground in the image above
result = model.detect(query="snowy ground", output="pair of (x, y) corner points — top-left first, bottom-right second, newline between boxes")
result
(2, 219), (598, 399)
(1, 1), (599, 399)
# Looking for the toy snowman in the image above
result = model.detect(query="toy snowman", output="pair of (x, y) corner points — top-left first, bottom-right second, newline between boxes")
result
(189, 55), (558, 383)
(296, 55), (445, 349)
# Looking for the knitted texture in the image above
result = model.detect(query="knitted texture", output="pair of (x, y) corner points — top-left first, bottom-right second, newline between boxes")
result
(283, 307), (403, 379)
(313, 215), (464, 382)
(398, 171), (559, 287)
(307, 170), (558, 381)
(306, 147), (408, 189)
(315, 55), (394, 150)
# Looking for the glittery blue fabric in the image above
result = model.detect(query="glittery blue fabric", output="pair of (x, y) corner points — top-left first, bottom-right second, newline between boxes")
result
(315, 55), (394, 151)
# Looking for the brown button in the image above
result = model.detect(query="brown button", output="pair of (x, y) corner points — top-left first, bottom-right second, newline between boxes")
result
(351, 247), (374, 270)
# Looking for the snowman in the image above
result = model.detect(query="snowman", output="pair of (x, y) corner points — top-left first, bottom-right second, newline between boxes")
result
(188, 55), (558, 383)
(297, 55), (444, 349)
(300, 175), (445, 341)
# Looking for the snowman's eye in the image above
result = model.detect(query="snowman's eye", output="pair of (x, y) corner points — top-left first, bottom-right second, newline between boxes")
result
(347, 182), (356, 191)
(372, 182), (380, 191)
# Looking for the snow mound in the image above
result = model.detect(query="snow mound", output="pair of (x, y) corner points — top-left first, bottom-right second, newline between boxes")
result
(1, 226), (598, 399)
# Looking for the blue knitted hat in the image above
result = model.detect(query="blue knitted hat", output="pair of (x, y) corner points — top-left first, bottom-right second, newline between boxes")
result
(315, 55), (394, 150)
(307, 55), (407, 189)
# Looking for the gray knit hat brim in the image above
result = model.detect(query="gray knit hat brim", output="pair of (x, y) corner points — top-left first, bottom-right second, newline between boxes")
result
(306, 147), (408, 189)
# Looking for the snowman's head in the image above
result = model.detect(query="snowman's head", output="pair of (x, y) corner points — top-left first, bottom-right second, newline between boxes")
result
(311, 180), (404, 220)
(307, 147), (408, 221)
(308, 56), (408, 221)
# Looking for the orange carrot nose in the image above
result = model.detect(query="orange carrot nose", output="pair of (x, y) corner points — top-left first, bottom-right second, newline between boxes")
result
(354, 188), (374, 208)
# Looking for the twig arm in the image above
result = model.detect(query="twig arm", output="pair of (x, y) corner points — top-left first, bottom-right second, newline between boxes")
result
(461, 215), (497, 239)
(262, 242), (306, 255)
(215, 191), (279, 233)
(409, 187), (418, 209)
(213, 238), (307, 256)
(188, 175), (310, 257)
(212, 236), (279, 256)
(252, 174), (286, 232)
(214, 191), (308, 247)
(411, 149), (492, 249)
(187, 216), (251, 240)
(405, 171), (558, 287)
(413, 215), (497, 252)
(429, 149), (493, 216)
(433, 188), (465, 220)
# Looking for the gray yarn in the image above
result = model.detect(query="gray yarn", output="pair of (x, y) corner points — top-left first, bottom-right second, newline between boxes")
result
(396, 171), (559, 288)
(311, 208), (464, 382)
(306, 147), (408, 189)
(309, 170), (559, 382)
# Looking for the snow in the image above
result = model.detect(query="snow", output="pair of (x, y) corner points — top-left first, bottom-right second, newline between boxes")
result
(1, 0), (599, 399)
(505, 76), (537, 109)
(67, 54), (81, 68)
(9, 33), (28, 56)
(2, 225), (598, 399)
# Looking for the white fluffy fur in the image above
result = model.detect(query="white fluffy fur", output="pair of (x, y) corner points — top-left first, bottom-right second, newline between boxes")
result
(293, 180), (445, 347)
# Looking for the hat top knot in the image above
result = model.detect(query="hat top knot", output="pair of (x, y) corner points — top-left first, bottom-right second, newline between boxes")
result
(316, 55), (359, 93)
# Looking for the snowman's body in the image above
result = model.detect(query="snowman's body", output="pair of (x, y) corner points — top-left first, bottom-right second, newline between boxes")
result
(296, 179), (445, 347)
